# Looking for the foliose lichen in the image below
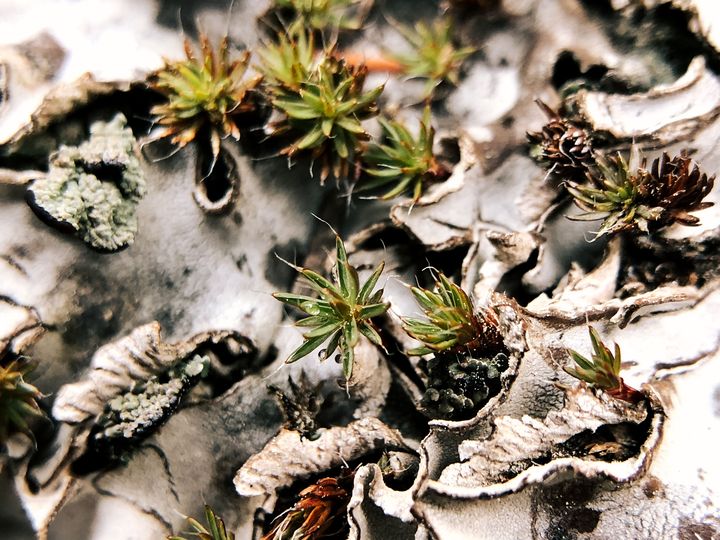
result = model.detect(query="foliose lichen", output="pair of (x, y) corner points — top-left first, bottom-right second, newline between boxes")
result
(28, 113), (146, 251)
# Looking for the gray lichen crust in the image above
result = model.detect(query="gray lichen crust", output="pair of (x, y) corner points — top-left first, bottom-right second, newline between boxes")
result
(96, 354), (209, 442)
(28, 113), (146, 251)
(75, 353), (210, 471)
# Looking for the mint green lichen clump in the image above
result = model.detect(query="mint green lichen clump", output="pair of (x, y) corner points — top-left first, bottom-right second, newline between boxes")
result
(28, 114), (146, 251)
(96, 354), (209, 442)
(76, 355), (209, 470)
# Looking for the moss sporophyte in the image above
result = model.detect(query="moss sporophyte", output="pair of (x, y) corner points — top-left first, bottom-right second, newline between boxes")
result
(273, 236), (389, 380)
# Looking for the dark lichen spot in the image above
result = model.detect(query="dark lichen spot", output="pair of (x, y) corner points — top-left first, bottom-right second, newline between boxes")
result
(66, 303), (121, 342)
(540, 479), (602, 538)
(236, 254), (248, 272)
(678, 518), (719, 540)
(259, 344), (279, 370)
(61, 263), (127, 352)
(10, 244), (30, 259)
(154, 305), (184, 336)
(564, 507), (602, 534)
(642, 475), (665, 499)
(546, 524), (577, 540)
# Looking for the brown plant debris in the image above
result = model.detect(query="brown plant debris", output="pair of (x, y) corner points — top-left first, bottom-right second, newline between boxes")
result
(262, 471), (353, 540)
(527, 99), (595, 182)
(268, 372), (324, 441)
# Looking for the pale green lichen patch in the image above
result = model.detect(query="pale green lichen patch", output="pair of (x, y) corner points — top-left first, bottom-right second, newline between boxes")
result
(28, 114), (146, 251)
(73, 354), (209, 471)
(97, 354), (209, 442)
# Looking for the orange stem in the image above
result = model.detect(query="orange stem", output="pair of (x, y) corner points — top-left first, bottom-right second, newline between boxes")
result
(339, 51), (405, 73)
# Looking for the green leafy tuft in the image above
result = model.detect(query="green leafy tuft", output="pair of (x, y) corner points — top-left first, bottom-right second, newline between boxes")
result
(256, 29), (316, 92)
(274, 0), (372, 33)
(401, 273), (500, 356)
(168, 505), (234, 540)
(0, 358), (45, 445)
(260, 34), (384, 183)
(361, 108), (449, 201)
(567, 148), (715, 238)
(391, 19), (474, 97)
(273, 236), (389, 380)
(565, 326), (643, 403)
(150, 32), (262, 164)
